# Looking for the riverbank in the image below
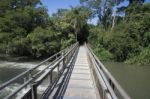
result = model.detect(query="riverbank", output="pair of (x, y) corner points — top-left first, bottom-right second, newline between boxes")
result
(0, 54), (46, 62)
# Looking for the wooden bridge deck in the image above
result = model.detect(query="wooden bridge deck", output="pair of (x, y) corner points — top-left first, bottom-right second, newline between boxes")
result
(62, 46), (99, 99)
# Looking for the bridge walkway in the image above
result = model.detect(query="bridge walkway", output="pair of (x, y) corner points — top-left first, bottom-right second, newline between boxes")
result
(48, 46), (100, 99)
(63, 46), (99, 99)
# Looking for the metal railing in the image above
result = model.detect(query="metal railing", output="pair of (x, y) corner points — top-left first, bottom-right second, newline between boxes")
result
(0, 43), (78, 99)
(86, 44), (131, 99)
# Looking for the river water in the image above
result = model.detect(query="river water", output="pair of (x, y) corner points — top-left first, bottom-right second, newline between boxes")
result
(0, 60), (40, 98)
(103, 62), (150, 99)
(0, 60), (150, 99)
(0, 60), (57, 99)
(0, 61), (39, 84)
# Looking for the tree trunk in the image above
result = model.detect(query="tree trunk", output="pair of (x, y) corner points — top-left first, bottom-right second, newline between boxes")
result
(111, 15), (116, 29)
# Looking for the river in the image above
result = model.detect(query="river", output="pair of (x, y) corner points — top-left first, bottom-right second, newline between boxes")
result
(0, 61), (38, 84)
(0, 60), (150, 99)
(0, 60), (41, 98)
(103, 62), (150, 99)
(0, 60), (57, 99)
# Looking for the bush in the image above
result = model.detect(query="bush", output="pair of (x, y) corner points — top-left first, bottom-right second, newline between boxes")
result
(94, 47), (113, 61)
(126, 47), (150, 65)
(27, 27), (61, 58)
(88, 27), (113, 61)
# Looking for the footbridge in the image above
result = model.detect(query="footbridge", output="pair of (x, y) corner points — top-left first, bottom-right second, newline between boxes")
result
(0, 43), (131, 99)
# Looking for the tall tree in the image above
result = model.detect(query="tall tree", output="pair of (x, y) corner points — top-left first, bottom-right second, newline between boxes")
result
(64, 7), (90, 42)
(80, 0), (115, 29)
(0, 0), (49, 56)
(80, 0), (145, 29)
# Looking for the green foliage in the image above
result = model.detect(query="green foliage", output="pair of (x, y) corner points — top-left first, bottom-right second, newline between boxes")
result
(27, 27), (60, 58)
(93, 47), (113, 61)
(103, 22), (141, 61)
(88, 27), (113, 61)
(0, 0), (79, 58)
(64, 7), (90, 43)
(80, 0), (122, 30)
(7, 37), (30, 56)
(88, 3), (150, 65)
(126, 47), (150, 65)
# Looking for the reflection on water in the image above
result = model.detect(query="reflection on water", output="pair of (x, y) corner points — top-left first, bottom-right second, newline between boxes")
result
(103, 62), (150, 99)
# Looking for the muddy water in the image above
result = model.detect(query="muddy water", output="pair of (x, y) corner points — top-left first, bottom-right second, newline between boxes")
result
(103, 62), (150, 99)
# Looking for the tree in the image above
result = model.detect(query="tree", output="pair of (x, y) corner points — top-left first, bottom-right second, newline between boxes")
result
(88, 2), (150, 64)
(80, 0), (115, 30)
(0, 0), (50, 57)
(64, 7), (90, 43)
(27, 27), (61, 58)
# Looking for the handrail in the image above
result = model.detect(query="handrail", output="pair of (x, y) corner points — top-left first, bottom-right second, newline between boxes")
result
(86, 44), (131, 99)
(0, 43), (78, 99)
(0, 49), (63, 90)
(0, 44), (73, 90)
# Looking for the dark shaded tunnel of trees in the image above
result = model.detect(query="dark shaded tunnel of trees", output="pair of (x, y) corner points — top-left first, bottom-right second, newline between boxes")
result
(77, 26), (89, 45)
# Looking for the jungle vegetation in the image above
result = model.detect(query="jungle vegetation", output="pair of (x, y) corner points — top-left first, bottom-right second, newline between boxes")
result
(82, 0), (150, 65)
(0, 0), (89, 58)
(0, 0), (149, 65)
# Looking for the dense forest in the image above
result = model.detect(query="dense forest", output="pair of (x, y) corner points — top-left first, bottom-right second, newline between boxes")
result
(86, 0), (150, 65)
(0, 0), (149, 65)
(0, 0), (89, 58)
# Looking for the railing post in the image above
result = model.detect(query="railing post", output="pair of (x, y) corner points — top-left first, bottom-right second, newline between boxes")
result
(56, 54), (58, 60)
(57, 64), (60, 73)
(29, 72), (32, 88)
(61, 51), (65, 70)
(31, 82), (37, 99)
(109, 79), (115, 90)
(50, 71), (53, 84)
(24, 77), (27, 89)
(63, 57), (65, 69)
(29, 71), (32, 79)
(66, 55), (68, 63)
(61, 52), (64, 58)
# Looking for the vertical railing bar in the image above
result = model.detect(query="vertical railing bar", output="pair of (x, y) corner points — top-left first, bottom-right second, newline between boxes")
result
(24, 76), (27, 89)
(31, 82), (37, 99)
(50, 71), (53, 84)
(62, 57), (66, 71)
(58, 63), (60, 74)
(56, 54), (57, 60)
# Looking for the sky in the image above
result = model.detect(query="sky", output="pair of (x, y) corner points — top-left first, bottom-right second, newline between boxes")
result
(41, 0), (80, 16)
(41, 0), (150, 24)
